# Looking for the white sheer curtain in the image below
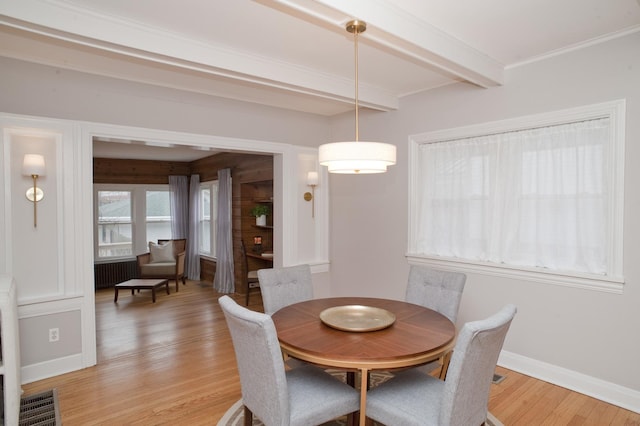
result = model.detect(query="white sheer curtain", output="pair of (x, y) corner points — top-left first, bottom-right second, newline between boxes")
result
(213, 168), (234, 293)
(186, 174), (201, 280)
(416, 118), (610, 275)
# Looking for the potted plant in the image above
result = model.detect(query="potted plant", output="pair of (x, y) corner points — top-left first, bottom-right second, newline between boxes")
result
(250, 204), (270, 226)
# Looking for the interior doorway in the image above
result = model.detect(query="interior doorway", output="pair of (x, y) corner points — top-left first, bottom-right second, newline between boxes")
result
(86, 123), (289, 365)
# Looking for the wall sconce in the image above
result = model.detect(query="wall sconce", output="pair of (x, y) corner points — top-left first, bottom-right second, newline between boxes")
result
(22, 154), (45, 228)
(304, 171), (319, 218)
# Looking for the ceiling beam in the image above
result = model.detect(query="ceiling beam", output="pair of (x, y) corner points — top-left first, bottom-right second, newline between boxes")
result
(266, 0), (505, 88)
(0, 0), (398, 111)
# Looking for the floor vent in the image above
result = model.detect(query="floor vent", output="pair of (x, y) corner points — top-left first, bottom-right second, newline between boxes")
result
(492, 373), (506, 384)
(19, 389), (61, 426)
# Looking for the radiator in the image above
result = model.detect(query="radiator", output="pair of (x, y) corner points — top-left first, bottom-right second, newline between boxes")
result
(94, 260), (138, 289)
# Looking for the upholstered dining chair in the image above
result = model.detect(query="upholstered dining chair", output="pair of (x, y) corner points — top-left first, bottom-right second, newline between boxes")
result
(405, 265), (467, 323)
(218, 295), (360, 426)
(405, 265), (466, 377)
(239, 240), (260, 306)
(257, 264), (313, 315)
(366, 304), (517, 426)
(258, 264), (314, 369)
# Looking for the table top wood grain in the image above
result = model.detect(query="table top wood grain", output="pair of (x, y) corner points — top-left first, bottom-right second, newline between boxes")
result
(271, 297), (456, 370)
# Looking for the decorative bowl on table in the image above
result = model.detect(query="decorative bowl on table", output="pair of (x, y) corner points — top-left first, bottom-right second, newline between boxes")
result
(319, 305), (396, 332)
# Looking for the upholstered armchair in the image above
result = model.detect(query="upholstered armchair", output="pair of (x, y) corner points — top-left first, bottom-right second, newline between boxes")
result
(137, 239), (187, 292)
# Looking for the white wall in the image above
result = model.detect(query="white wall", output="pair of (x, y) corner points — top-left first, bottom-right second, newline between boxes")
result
(0, 115), (93, 383)
(0, 56), (331, 382)
(327, 31), (640, 409)
(0, 56), (330, 147)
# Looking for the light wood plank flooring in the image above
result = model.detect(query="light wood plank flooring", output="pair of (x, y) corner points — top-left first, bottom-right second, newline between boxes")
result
(21, 281), (640, 425)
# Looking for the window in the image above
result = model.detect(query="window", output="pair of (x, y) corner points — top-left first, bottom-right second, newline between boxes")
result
(199, 180), (219, 257)
(94, 184), (171, 260)
(97, 190), (132, 258)
(146, 190), (171, 243)
(408, 100), (625, 292)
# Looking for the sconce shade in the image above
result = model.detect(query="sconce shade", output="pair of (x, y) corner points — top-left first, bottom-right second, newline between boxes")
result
(307, 171), (319, 186)
(319, 141), (396, 174)
(23, 154), (46, 176)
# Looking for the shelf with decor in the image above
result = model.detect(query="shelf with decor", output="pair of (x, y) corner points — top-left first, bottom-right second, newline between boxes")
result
(241, 180), (274, 268)
(253, 224), (273, 230)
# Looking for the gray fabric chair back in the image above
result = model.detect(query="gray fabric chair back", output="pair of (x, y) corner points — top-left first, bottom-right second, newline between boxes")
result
(258, 264), (313, 315)
(405, 265), (466, 323)
(219, 295), (290, 425)
(440, 304), (517, 425)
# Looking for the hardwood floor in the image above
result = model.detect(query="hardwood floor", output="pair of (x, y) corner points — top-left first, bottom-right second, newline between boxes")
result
(21, 281), (640, 425)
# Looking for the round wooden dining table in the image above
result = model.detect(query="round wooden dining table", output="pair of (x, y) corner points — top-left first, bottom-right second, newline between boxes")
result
(271, 297), (456, 426)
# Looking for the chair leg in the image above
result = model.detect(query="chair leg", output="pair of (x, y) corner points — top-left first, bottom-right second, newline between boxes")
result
(439, 351), (453, 380)
(245, 284), (250, 306)
(243, 406), (252, 426)
(346, 371), (355, 387)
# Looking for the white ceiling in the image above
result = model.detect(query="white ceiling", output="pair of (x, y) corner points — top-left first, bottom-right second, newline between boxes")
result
(1, 0), (639, 159)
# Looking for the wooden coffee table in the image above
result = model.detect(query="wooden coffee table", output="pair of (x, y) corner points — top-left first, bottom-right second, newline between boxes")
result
(114, 279), (169, 303)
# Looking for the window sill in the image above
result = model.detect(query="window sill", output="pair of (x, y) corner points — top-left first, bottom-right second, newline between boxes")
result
(406, 254), (624, 294)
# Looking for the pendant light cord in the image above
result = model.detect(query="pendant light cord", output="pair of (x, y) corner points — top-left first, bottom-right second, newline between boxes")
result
(354, 27), (359, 142)
(318, 20), (396, 174)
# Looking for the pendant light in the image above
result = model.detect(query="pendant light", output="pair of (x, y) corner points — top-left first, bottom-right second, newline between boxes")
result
(319, 20), (396, 174)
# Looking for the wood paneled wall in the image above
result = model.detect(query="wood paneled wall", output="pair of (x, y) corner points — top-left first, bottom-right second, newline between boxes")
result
(93, 158), (191, 184)
(190, 152), (273, 183)
(191, 153), (273, 294)
(93, 152), (274, 296)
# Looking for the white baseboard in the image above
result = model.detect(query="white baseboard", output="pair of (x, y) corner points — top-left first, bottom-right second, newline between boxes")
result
(499, 350), (640, 414)
(21, 353), (84, 385)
